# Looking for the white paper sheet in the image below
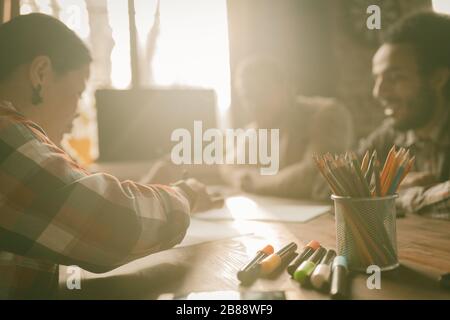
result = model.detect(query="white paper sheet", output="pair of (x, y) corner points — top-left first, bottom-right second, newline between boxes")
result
(194, 194), (331, 223)
(176, 218), (251, 248)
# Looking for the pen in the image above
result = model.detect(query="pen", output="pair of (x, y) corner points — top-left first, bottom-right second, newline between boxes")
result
(330, 256), (348, 299)
(310, 249), (337, 290)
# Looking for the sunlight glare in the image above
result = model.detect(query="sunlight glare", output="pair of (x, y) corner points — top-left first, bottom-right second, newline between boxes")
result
(433, 0), (450, 14)
(107, 0), (132, 89)
(151, 0), (231, 114)
(57, 0), (91, 40)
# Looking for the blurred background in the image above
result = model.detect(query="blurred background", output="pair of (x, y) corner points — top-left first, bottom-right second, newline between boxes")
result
(1, 0), (449, 166)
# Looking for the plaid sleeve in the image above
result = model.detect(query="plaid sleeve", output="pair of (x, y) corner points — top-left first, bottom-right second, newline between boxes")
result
(0, 115), (190, 273)
(356, 119), (396, 162)
(396, 181), (450, 219)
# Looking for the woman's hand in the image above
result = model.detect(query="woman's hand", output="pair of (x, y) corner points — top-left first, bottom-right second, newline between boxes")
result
(141, 160), (183, 185)
(240, 170), (279, 194)
(179, 179), (224, 213)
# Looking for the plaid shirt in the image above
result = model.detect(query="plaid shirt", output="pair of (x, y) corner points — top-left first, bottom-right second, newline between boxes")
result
(358, 109), (450, 219)
(0, 101), (190, 299)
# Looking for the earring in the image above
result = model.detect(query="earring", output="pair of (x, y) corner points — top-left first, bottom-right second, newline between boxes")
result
(31, 85), (43, 105)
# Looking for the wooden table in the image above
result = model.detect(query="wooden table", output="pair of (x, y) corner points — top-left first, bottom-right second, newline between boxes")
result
(58, 206), (450, 300)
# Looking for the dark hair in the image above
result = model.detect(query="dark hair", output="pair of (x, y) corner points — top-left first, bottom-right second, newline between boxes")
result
(0, 13), (92, 82)
(383, 11), (450, 98)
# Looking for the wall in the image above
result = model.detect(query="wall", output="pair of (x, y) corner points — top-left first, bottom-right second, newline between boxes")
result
(227, 0), (336, 127)
(227, 0), (432, 141)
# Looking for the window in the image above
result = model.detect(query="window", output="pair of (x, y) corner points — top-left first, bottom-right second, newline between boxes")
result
(432, 0), (450, 15)
(19, 0), (231, 163)
(107, 0), (231, 115)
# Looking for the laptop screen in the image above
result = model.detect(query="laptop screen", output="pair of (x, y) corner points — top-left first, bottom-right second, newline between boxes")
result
(96, 88), (217, 162)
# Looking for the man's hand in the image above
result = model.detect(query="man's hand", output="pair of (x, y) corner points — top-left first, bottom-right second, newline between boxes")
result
(399, 172), (438, 189)
(240, 170), (279, 194)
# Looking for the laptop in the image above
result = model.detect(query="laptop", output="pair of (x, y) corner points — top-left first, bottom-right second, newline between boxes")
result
(96, 88), (217, 163)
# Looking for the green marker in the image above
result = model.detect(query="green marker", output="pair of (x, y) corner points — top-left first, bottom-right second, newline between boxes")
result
(294, 247), (327, 284)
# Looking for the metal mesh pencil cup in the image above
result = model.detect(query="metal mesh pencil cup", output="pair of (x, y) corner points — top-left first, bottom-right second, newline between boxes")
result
(332, 194), (399, 272)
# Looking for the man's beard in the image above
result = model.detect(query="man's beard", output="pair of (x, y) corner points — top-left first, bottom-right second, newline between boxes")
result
(392, 84), (437, 131)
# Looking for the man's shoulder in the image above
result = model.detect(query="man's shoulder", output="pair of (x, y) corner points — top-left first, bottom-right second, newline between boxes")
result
(368, 118), (396, 137)
(357, 118), (397, 156)
(295, 95), (343, 110)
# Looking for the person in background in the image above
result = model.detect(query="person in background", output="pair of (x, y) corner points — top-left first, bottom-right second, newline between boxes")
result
(221, 57), (354, 200)
(0, 13), (218, 299)
(359, 12), (450, 219)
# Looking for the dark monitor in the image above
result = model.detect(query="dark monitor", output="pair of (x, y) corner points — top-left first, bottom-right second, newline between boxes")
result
(96, 88), (217, 162)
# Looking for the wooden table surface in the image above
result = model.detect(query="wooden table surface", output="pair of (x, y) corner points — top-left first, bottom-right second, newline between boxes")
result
(58, 207), (450, 300)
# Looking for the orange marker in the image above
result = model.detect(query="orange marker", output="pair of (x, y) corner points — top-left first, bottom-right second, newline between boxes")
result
(259, 242), (297, 276)
(237, 245), (274, 283)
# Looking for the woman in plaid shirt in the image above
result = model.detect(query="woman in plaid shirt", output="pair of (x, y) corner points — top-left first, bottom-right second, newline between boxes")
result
(0, 13), (217, 299)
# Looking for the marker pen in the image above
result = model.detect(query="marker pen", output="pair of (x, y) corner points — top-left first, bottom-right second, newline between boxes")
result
(310, 249), (337, 290)
(237, 245), (274, 283)
(330, 256), (348, 299)
(287, 240), (321, 276)
(293, 246), (326, 284)
(259, 242), (297, 276)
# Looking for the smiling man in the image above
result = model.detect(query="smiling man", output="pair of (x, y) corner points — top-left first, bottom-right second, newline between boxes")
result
(359, 12), (450, 218)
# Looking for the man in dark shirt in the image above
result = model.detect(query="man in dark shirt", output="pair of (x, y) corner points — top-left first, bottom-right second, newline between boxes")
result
(359, 12), (450, 218)
(221, 57), (354, 200)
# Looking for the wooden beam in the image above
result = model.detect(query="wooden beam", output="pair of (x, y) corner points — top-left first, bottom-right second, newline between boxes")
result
(11, 0), (20, 19)
(1, 0), (20, 24)
(128, 0), (140, 89)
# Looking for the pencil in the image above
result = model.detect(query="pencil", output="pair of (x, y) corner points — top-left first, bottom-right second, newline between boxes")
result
(384, 148), (407, 195)
(361, 151), (370, 173)
(394, 156), (415, 191)
(400, 156), (415, 182)
(350, 152), (371, 196)
(364, 150), (377, 184)
(330, 160), (357, 196)
(381, 146), (396, 184)
(382, 147), (401, 196)
(374, 159), (382, 197)
(313, 156), (340, 195)
(387, 155), (409, 195)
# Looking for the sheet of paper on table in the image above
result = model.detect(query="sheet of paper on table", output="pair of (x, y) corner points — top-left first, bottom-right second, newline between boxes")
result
(176, 218), (252, 248)
(194, 194), (332, 223)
